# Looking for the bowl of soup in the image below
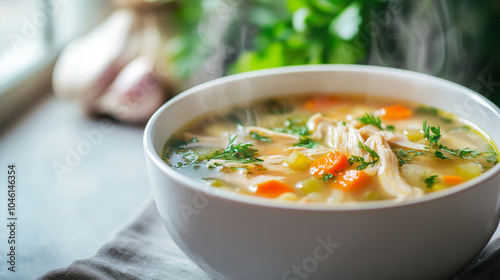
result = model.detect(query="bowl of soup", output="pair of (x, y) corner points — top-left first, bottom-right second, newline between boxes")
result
(143, 65), (500, 280)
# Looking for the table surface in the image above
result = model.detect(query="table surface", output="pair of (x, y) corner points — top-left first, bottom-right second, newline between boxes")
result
(0, 95), (151, 279)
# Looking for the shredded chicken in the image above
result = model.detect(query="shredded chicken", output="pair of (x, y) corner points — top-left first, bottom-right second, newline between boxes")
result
(365, 134), (423, 201)
(359, 125), (426, 150)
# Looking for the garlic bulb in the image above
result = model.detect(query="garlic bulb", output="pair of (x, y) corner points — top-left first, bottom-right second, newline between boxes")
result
(52, 7), (174, 124)
(52, 9), (142, 105)
(90, 56), (166, 124)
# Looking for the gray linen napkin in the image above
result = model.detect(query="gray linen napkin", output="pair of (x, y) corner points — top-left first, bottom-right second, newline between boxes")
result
(39, 195), (500, 280)
(38, 196), (212, 280)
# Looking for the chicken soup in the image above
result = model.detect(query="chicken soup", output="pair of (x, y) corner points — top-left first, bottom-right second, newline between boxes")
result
(161, 95), (498, 203)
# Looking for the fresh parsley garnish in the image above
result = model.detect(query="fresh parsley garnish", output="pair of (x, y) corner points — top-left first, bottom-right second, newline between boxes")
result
(394, 149), (424, 165)
(348, 155), (378, 170)
(320, 173), (335, 182)
(424, 175), (438, 189)
(294, 137), (320, 148)
(434, 151), (449, 159)
(271, 117), (310, 136)
(358, 113), (383, 130)
(386, 125), (396, 132)
(438, 145), (481, 159)
(423, 120), (441, 146)
(265, 99), (291, 115)
(358, 141), (380, 160)
(207, 134), (263, 163)
(250, 132), (272, 143)
(422, 120), (483, 160)
(348, 141), (380, 170)
(416, 106), (453, 123)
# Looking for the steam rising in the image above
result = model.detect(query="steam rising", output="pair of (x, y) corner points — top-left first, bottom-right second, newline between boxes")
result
(367, 0), (469, 83)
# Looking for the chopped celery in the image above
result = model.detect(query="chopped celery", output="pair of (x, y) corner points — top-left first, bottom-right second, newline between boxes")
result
(405, 129), (424, 142)
(364, 191), (381, 201)
(296, 177), (321, 194)
(457, 162), (482, 180)
(285, 150), (313, 170)
(429, 183), (447, 192)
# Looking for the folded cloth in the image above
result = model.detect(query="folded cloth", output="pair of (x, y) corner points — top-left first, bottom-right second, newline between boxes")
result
(39, 195), (500, 280)
(38, 196), (213, 280)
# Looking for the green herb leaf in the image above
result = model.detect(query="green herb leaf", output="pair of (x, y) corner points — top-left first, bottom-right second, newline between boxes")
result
(438, 144), (482, 159)
(358, 141), (379, 160)
(294, 137), (320, 148)
(348, 155), (378, 170)
(386, 125), (396, 132)
(394, 149), (424, 166)
(320, 173), (335, 182)
(250, 132), (272, 143)
(434, 151), (449, 159)
(358, 113), (383, 130)
(423, 120), (441, 146)
(207, 134), (263, 163)
(424, 175), (438, 189)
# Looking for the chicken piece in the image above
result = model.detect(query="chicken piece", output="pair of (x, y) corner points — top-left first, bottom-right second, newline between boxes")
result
(359, 125), (426, 150)
(365, 134), (424, 201)
(328, 123), (366, 157)
(306, 113), (338, 140)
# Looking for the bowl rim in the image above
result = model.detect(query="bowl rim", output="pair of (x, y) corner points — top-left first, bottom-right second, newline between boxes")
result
(144, 64), (500, 211)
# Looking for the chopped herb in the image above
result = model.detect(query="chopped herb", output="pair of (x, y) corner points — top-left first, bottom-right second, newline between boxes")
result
(294, 137), (320, 148)
(483, 148), (498, 165)
(207, 134), (263, 163)
(358, 141), (380, 160)
(386, 125), (396, 132)
(438, 145), (481, 159)
(417, 106), (453, 123)
(342, 121), (346, 126)
(168, 137), (198, 151)
(178, 150), (199, 164)
(265, 99), (291, 115)
(416, 106), (439, 116)
(250, 132), (272, 143)
(434, 151), (449, 159)
(348, 155), (378, 170)
(320, 173), (335, 182)
(358, 113), (383, 130)
(424, 175), (438, 189)
(441, 117), (453, 123)
(271, 117), (310, 136)
(394, 149), (424, 165)
(423, 120), (441, 146)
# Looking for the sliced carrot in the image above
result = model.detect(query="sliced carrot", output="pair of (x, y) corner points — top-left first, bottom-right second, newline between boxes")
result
(304, 96), (340, 111)
(331, 170), (372, 192)
(254, 180), (294, 198)
(380, 104), (413, 120)
(309, 151), (349, 177)
(443, 175), (465, 186)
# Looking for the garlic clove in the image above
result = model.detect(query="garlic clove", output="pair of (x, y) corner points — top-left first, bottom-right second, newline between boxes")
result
(90, 56), (167, 124)
(52, 9), (142, 106)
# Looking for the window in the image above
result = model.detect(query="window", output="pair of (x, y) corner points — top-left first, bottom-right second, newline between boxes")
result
(0, 0), (113, 128)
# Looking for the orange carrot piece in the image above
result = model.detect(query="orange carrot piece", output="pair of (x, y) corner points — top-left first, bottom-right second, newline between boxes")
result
(254, 180), (294, 198)
(309, 151), (349, 177)
(443, 175), (465, 186)
(304, 96), (340, 111)
(380, 104), (413, 120)
(331, 170), (372, 192)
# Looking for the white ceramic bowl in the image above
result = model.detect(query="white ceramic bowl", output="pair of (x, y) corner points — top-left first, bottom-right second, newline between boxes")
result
(144, 65), (500, 280)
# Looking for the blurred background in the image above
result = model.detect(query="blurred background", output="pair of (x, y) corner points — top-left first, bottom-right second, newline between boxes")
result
(0, 0), (499, 278)
(1, 0), (500, 128)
